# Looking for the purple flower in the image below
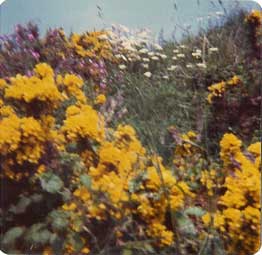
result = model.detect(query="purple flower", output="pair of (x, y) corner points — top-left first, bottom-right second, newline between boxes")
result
(26, 70), (33, 77)
(99, 82), (107, 89)
(28, 34), (35, 42)
(31, 51), (40, 59)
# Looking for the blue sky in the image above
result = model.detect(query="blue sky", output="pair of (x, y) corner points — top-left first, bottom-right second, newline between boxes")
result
(0, 0), (260, 40)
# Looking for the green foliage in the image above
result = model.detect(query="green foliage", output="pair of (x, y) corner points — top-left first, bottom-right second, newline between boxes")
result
(24, 223), (52, 245)
(48, 210), (69, 231)
(176, 212), (197, 236)
(80, 174), (92, 189)
(184, 207), (206, 217)
(1, 226), (25, 246)
(40, 172), (64, 194)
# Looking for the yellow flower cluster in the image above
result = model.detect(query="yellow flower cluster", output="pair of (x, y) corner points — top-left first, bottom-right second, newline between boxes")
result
(219, 133), (242, 165)
(0, 63), (94, 180)
(5, 63), (63, 109)
(95, 94), (106, 105)
(172, 130), (204, 185)
(245, 10), (262, 27)
(202, 133), (261, 254)
(0, 78), (7, 90)
(146, 222), (174, 246)
(61, 123), (193, 249)
(62, 104), (105, 142)
(57, 73), (87, 104)
(0, 113), (46, 179)
(131, 156), (193, 246)
(88, 125), (146, 217)
(200, 169), (217, 196)
(207, 75), (241, 103)
(70, 31), (113, 60)
(174, 130), (198, 156)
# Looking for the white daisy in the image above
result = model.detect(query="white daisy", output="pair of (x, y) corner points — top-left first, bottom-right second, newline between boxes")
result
(144, 71), (152, 78)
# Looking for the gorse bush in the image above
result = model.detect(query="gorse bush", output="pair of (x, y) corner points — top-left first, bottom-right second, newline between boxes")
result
(0, 9), (261, 255)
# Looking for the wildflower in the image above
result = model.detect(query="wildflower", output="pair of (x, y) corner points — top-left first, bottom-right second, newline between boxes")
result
(207, 76), (241, 103)
(227, 75), (241, 86)
(153, 43), (163, 50)
(95, 94), (106, 105)
(139, 48), (149, 54)
(62, 104), (105, 142)
(207, 81), (226, 103)
(196, 63), (207, 69)
(148, 52), (155, 57)
(121, 55), (128, 61)
(159, 54), (167, 59)
(245, 10), (262, 26)
(177, 53), (185, 58)
(172, 56), (177, 60)
(98, 34), (108, 40)
(186, 64), (194, 68)
(173, 49), (179, 53)
(220, 133), (242, 163)
(5, 65), (63, 109)
(118, 64), (127, 70)
(0, 79), (7, 90)
(147, 222), (174, 246)
(192, 52), (202, 58)
(141, 63), (149, 69)
(209, 47), (219, 53)
(34, 63), (54, 78)
(142, 58), (150, 62)
(144, 71), (152, 78)
(81, 247), (90, 254)
(151, 56), (159, 61)
(167, 65), (177, 71)
(62, 203), (77, 211)
(162, 75), (169, 80)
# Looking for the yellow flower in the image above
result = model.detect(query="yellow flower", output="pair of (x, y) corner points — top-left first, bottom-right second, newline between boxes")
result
(81, 247), (90, 254)
(227, 75), (241, 86)
(62, 202), (77, 211)
(0, 79), (7, 90)
(202, 213), (211, 225)
(5, 65), (63, 109)
(147, 222), (174, 246)
(95, 94), (106, 104)
(220, 133), (242, 163)
(62, 104), (105, 142)
(73, 187), (91, 201)
(34, 63), (54, 78)
(246, 10), (262, 26)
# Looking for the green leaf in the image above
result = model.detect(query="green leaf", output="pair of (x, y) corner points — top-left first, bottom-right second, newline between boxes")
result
(9, 196), (31, 214)
(143, 243), (155, 253)
(59, 189), (71, 202)
(30, 194), (43, 203)
(176, 212), (197, 235)
(2, 227), (25, 245)
(184, 207), (206, 217)
(40, 172), (63, 194)
(80, 174), (92, 188)
(25, 223), (52, 245)
(70, 233), (84, 252)
(49, 210), (69, 231)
